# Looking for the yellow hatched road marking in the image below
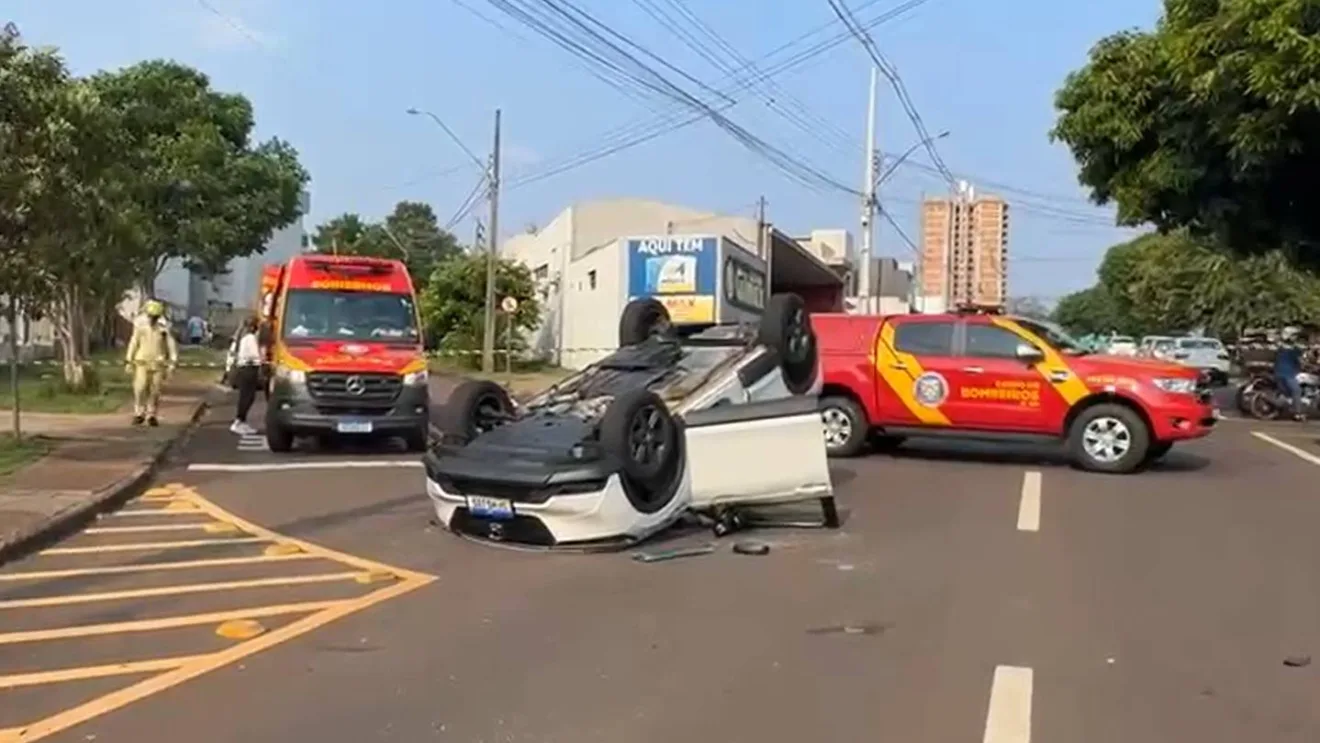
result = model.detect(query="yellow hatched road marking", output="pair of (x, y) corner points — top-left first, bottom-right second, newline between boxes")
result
(104, 508), (208, 517)
(0, 572), (361, 610)
(0, 552), (317, 582)
(0, 600), (344, 645)
(40, 537), (267, 555)
(83, 523), (222, 535)
(0, 655), (211, 690)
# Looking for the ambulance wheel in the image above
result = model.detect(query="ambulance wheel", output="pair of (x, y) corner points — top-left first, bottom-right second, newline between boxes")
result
(819, 395), (867, 457)
(265, 419), (294, 453)
(599, 388), (682, 514)
(1068, 403), (1150, 474)
(438, 380), (512, 444)
(759, 293), (818, 394)
(618, 298), (672, 346)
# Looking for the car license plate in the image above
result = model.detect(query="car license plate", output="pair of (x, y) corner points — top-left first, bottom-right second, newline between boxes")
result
(468, 495), (514, 520)
(336, 420), (373, 433)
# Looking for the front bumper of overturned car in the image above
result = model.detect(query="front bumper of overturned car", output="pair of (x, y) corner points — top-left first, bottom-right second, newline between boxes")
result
(423, 449), (691, 547)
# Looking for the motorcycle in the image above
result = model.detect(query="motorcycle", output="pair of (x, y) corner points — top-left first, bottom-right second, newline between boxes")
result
(1246, 371), (1320, 420)
(1235, 362), (1276, 415)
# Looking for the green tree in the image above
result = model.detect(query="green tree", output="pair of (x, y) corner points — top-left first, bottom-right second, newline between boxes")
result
(1052, 0), (1320, 267)
(89, 60), (309, 287)
(418, 254), (540, 366)
(1052, 285), (1124, 336)
(312, 213), (379, 253)
(313, 203), (461, 288)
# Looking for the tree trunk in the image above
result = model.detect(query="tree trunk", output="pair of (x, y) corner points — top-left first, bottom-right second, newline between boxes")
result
(52, 286), (88, 391)
(7, 296), (21, 440)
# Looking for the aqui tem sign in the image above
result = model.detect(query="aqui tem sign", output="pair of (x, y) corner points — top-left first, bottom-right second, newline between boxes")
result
(625, 235), (717, 324)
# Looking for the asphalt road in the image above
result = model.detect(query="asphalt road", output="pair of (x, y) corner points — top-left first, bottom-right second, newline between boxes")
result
(3, 382), (1320, 742)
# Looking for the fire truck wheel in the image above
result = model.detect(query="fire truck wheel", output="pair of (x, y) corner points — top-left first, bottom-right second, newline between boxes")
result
(818, 395), (867, 457)
(438, 380), (512, 444)
(403, 423), (430, 453)
(759, 293), (818, 395)
(618, 298), (673, 347)
(265, 417), (294, 453)
(1068, 403), (1150, 474)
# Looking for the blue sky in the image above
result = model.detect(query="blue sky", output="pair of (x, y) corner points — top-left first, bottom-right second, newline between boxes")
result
(9, 0), (1157, 298)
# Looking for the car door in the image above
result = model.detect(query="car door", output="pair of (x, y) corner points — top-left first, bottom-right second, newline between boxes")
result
(682, 396), (833, 509)
(952, 320), (1051, 432)
(873, 317), (961, 427)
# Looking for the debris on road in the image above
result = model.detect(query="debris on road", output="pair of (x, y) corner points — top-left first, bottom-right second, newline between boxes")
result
(806, 621), (891, 636)
(631, 544), (715, 563)
(732, 540), (770, 555)
(1283, 655), (1311, 667)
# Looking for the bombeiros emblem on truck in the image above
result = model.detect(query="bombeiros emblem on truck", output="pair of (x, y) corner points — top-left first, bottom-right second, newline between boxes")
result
(913, 371), (949, 407)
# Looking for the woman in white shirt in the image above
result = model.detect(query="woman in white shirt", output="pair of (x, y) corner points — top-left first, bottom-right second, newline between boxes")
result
(230, 317), (264, 435)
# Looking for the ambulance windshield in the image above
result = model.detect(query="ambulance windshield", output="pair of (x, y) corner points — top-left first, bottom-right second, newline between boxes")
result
(282, 290), (420, 343)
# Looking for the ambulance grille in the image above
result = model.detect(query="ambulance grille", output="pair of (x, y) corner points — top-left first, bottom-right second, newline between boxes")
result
(306, 372), (401, 405)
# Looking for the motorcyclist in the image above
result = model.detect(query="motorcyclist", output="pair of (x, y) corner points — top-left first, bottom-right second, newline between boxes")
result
(1274, 326), (1305, 421)
(124, 299), (179, 427)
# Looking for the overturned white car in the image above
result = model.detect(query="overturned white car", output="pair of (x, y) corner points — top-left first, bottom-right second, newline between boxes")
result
(422, 293), (836, 549)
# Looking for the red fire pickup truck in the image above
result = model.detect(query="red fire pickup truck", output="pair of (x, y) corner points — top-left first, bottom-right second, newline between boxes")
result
(812, 307), (1217, 473)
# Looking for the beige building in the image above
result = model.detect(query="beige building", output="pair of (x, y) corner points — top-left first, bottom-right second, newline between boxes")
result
(918, 188), (1009, 312)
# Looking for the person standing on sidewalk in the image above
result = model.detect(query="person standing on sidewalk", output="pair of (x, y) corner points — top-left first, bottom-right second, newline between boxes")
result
(230, 316), (263, 435)
(124, 299), (178, 427)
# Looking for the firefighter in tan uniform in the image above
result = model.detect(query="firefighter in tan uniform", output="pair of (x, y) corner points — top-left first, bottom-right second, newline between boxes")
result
(124, 300), (178, 426)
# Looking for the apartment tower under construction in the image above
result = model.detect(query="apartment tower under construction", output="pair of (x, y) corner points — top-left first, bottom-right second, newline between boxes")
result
(918, 185), (1008, 312)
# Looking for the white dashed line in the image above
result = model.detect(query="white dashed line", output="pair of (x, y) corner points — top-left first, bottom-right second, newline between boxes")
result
(1017, 471), (1041, 532)
(983, 665), (1033, 743)
(1251, 431), (1320, 467)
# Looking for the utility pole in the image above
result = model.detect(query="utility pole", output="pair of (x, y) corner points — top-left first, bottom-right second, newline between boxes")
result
(755, 196), (767, 261)
(473, 218), (485, 254)
(859, 66), (878, 313)
(481, 109), (501, 374)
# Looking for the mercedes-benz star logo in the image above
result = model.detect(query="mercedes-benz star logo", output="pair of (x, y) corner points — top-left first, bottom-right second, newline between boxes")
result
(344, 375), (367, 395)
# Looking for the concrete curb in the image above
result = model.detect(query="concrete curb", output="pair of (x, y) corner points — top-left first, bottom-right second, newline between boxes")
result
(0, 391), (219, 566)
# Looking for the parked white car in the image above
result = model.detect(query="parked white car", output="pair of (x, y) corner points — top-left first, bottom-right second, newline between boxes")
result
(1170, 337), (1231, 385)
(1106, 335), (1138, 356)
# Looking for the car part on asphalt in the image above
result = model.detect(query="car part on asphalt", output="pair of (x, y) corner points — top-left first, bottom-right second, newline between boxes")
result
(731, 540), (771, 556)
(1284, 655), (1312, 668)
(630, 544), (716, 563)
(423, 294), (836, 550)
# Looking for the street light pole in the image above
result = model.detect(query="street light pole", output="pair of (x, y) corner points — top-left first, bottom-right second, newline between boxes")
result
(481, 110), (501, 373)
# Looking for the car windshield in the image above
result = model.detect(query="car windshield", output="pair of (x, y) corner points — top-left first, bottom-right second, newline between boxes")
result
(282, 290), (419, 343)
(1111, 336), (1134, 344)
(1015, 318), (1088, 355)
(1178, 338), (1222, 350)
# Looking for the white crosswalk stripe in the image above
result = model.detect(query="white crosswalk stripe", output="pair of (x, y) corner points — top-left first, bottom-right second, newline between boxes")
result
(237, 434), (269, 452)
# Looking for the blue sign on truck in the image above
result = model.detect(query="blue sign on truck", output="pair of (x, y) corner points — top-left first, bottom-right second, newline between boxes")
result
(626, 236), (717, 323)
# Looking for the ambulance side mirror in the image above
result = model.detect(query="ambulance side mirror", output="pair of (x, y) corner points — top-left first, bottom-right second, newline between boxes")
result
(1015, 343), (1044, 363)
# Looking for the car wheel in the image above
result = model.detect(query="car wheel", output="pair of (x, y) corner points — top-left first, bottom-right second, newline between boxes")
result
(1068, 404), (1150, 474)
(599, 388), (682, 513)
(818, 395), (867, 457)
(437, 380), (513, 444)
(759, 293), (818, 395)
(265, 416), (294, 453)
(618, 298), (673, 346)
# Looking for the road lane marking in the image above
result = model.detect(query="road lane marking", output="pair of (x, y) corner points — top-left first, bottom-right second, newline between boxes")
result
(0, 485), (436, 743)
(0, 600), (344, 645)
(39, 537), (267, 555)
(983, 665), (1033, 743)
(0, 572), (362, 609)
(1252, 431), (1320, 466)
(0, 655), (210, 690)
(83, 523), (220, 534)
(1017, 471), (1041, 532)
(186, 460), (424, 472)
(104, 507), (210, 517)
(0, 552), (317, 582)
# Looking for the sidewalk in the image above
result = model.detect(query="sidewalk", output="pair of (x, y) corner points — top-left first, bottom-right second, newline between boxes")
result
(0, 382), (220, 561)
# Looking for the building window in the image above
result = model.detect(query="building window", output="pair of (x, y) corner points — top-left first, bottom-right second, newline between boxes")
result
(587, 270), (597, 290)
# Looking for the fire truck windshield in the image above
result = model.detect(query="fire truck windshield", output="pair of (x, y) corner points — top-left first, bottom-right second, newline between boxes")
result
(282, 289), (420, 343)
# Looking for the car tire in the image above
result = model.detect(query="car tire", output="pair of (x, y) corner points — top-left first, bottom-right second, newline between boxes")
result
(618, 298), (673, 346)
(819, 395), (867, 457)
(437, 380), (513, 444)
(1068, 403), (1150, 474)
(403, 424), (430, 453)
(265, 416), (294, 453)
(759, 293), (818, 395)
(599, 388), (682, 513)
